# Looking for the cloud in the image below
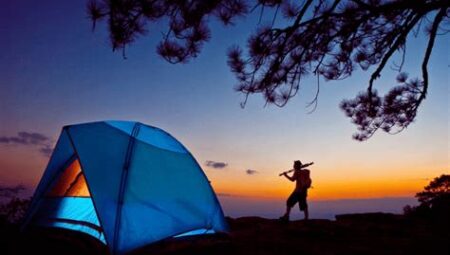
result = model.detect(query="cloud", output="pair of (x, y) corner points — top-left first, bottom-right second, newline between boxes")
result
(0, 131), (53, 157)
(0, 132), (49, 145)
(246, 169), (258, 175)
(205, 160), (228, 169)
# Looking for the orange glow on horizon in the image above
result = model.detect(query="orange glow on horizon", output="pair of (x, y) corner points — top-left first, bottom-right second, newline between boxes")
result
(212, 178), (429, 200)
(208, 166), (439, 201)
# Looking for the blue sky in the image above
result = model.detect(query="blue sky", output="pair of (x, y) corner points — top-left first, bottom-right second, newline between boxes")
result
(0, 1), (448, 204)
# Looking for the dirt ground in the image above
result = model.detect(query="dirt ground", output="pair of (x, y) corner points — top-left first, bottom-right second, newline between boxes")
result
(3, 213), (449, 255)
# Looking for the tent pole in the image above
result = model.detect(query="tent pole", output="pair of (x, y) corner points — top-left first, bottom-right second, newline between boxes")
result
(65, 127), (110, 249)
(112, 122), (141, 254)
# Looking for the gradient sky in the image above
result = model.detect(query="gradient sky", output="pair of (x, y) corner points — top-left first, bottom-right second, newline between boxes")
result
(1, 0), (448, 204)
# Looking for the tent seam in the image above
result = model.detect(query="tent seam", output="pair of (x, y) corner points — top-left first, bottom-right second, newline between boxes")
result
(65, 127), (111, 248)
(112, 122), (141, 255)
(105, 122), (188, 154)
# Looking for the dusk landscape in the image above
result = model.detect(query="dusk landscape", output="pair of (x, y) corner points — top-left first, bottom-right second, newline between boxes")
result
(1, 1), (448, 254)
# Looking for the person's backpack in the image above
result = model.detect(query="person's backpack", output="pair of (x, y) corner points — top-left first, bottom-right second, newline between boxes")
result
(301, 170), (312, 189)
(305, 177), (312, 189)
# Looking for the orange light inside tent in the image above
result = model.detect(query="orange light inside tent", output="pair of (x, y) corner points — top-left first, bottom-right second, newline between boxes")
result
(46, 159), (90, 197)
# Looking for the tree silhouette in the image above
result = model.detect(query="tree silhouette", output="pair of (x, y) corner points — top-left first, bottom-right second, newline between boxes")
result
(0, 185), (30, 224)
(404, 174), (450, 221)
(87, 0), (449, 140)
(416, 174), (449, 209)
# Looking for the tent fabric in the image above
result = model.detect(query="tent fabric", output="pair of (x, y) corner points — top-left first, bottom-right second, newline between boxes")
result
(21, 129), (76, 228)
(33, 197), (106, 243)
(105, 121), (188, 153)
(117, 138), (226, 252)
(66, 121), (133, 249)
(23, 121), (228, 254)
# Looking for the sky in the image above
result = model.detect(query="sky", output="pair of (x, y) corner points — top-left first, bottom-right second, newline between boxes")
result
(0, 1), (448, 217)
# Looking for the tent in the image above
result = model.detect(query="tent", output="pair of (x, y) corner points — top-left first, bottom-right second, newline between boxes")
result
(23, 121), (228, 254)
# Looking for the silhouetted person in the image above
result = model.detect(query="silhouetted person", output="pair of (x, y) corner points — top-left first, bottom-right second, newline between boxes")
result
(279, 160), (313, 222)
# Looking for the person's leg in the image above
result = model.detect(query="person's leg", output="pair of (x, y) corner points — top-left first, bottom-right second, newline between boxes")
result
(284, 205), (292, 217)
(281, 191), (297, 221)
(299, 190), (309, 220)
(304, 190), (309, 220)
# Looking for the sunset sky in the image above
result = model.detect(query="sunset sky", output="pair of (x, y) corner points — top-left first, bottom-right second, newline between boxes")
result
(1, 0), (448, 208)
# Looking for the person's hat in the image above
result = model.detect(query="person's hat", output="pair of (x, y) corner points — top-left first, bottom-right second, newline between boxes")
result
(294, 160), (302, 169)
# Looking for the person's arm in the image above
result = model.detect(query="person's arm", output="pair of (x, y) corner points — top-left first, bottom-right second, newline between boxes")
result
(283, 172), (296, 182)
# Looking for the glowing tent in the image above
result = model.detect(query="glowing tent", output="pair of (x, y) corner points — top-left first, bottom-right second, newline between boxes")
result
(23, 121), (228, 254)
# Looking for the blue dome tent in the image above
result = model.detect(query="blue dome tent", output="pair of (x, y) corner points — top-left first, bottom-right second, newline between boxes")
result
(23, 121), (228, 254)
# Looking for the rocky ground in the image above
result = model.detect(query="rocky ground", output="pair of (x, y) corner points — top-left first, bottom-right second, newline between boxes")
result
(3, 213), (448, 255)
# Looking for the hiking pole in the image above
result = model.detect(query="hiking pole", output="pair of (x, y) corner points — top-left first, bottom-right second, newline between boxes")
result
(278, 162), (314, 176)
(278, 169), (294, 176)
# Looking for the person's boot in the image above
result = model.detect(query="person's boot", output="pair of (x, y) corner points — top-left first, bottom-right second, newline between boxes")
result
(279, 214), (289, 223)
